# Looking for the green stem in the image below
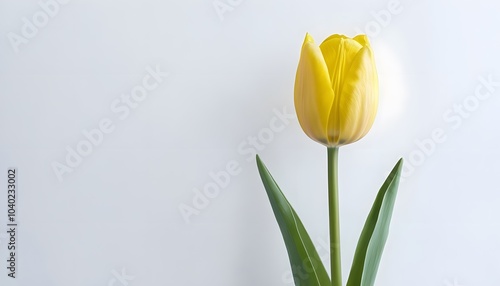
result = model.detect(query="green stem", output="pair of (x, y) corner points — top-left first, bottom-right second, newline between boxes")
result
(328, 147), (341, 286)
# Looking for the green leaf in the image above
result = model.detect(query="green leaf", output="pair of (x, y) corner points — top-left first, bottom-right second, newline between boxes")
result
(256, 155), (330, 286)
(346, 158), (403, 286)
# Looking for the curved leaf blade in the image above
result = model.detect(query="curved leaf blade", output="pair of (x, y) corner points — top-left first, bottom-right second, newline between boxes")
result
(256, 155), (330, 286)
(347, 158), (403, 286)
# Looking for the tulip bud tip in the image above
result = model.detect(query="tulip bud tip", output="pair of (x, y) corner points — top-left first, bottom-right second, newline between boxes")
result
(304, 33), (314, 43)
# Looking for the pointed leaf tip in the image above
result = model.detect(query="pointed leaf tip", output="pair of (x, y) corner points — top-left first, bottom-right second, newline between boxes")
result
(396, 157), (403, 167)
(256, 154), (264, 169)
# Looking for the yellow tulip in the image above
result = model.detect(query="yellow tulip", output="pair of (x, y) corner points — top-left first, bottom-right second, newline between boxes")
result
(294, 33), (378, 147)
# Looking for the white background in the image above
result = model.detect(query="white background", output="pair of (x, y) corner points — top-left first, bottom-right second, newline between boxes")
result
(0, 0), (499, 285)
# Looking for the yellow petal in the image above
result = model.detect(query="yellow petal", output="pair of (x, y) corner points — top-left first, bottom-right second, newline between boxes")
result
(327, 45), (378, 145)
(353, 34), (370, 47)
(322, 34), (349, 42)
(294, 34), (335, 145)
(319, 37), (363, 98)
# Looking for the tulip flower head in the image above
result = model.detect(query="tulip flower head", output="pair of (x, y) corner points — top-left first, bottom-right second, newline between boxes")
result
(294, 33), (378, 147)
